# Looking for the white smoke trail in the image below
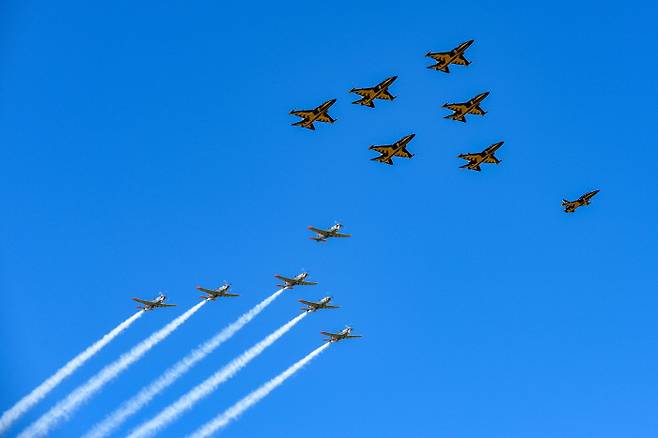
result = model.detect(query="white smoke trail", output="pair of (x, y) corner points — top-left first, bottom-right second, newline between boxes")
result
(84, 289), (285, 438)
(188, 343), (330, 438)
(128, 311), (308, 438)
(0, 311), (144, 434)
(18, 301), (206, 438)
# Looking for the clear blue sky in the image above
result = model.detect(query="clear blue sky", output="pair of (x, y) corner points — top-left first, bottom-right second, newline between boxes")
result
(2, 1), (657, 437)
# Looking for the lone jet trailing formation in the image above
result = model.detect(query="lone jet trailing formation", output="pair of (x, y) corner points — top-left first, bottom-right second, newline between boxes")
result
(457, 141), (504, 171)
(369, 133), (415, 165)
(196, 283), (239, 301)
(275, 272), (318, 289)
(132, 294), (177, 311)
(443, 91), (489, 123)
(321, 326), (362, 343)
(289, 99), (336, 130)
(299, 296), (339, 312)
(350, 76), (397, 108)
(562, 190), (600, 213)
(426, 40), (474, 73)
(308, 223), (351, 242)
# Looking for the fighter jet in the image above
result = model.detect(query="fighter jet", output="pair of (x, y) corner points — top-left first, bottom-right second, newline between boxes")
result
(321, 326), (362, 343)
(369, 133), (415, 165)
(561, 190), (600, 213)
(350, 76), (397, 108)
(132, 294), (177, 311)
(308, 223), (351, 242)
(426, 40), (475, 73)
(196, 283), (239, 301)
(299, 296), (339, 312)
(443, 91), (489, 123)
(274, 272), (318, 289)
(457, 141), (504, 172)
(289, 99), (337, 130)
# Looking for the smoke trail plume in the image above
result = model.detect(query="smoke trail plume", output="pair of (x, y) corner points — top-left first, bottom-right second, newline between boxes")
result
(0, 311), (143, 434)
(84, 289), (285, 438)
(189, 342), (330, 438)
(128, 312), (308, 438)
(18, 301), (206, 438)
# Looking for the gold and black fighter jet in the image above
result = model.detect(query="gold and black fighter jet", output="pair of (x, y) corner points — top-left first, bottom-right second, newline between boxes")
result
(443, 91), (489, 122)
(426, 40), (474, 73)
(289, 99), (337, 130)
(561, 190), (600, 213)
(350, 76), (397, 108)
(457, 141), (504, 172)
(369, 134), (415, 165)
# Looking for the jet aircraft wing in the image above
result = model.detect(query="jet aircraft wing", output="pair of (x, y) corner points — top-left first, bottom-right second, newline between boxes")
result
(377, 90), (394, 100)
(458, 153), (482, 161)
(308, 227), (329, 236)
(289, 110), (314, 118)
(451, 55), (469, 65)
(445, 103), (468, 112)
(427, 52), (450, 62)
(133, 298), (155, 306)
(274, 275), (294, 283)
(370, 145), (395, 155)
(351, 88), (376, 98)
(333, 232), (351, 238)
(371, 156), (394, 165)
(393, 148), (413, 158)
(483, 156), (500, 163)
(297, 280), (318, 286)
(315, 113), (335, 123)
(468, 106), (485, 115)
(156, 303), (177, 307)
(196, 287), (217, 295)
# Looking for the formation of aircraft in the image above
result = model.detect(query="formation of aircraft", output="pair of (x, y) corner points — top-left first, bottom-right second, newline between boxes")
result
(369, 133), (415, 165)
(308, 223), (351, 242)
(289, 99), (336, 130)
(457, 141), (504, 171)
(196, 283), (239, 301)
(321, 326), (362, 343)
(274, 272), (318, 289)
(350, 76), (397, 108)
(443, 91), (489, 123)
(299, 296), (339, 312)
(132, 294), (177, 311)
(426, 40), (474, 73)
(562, 190), (600, 213)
